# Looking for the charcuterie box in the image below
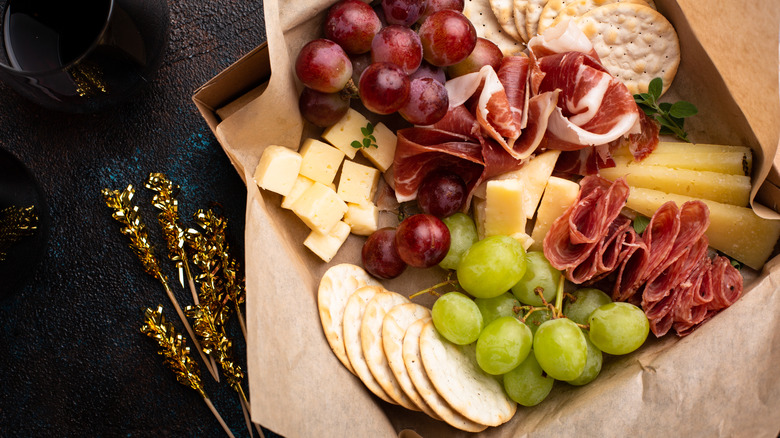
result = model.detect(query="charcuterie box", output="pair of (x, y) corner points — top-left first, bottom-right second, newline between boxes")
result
(193, 0), (780, 436)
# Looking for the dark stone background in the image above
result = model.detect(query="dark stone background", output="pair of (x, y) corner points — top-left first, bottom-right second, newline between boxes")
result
(0, 2), (281, 437)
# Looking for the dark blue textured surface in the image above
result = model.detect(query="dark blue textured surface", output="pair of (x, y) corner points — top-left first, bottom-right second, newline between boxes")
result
(0, 1), (280, 437)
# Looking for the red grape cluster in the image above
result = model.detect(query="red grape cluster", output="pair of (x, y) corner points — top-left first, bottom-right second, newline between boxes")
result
(361, 170), (466, 279)
(295, 0), (477, 127)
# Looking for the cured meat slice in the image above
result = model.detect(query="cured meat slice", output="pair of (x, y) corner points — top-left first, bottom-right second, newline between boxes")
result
(639, 201), (681, 283)
(536, 52), (640, 150)
(432, 105), (482, 140)
(497, 56), (530, 128)
(568, 215), (632, 284)
(544, 176), (629, 276)
(706, 256), (743, 311)
(527, 19), (600, 61)
(393, 128), (485, 202)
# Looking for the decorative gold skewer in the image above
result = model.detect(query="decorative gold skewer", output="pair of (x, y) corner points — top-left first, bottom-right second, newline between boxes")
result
(141, 305), (235, 438)
(145, 173), (220, 382)
(101, 185), (220, 381)
(189, 209), (248, 340)
(188, 304), (263, 438)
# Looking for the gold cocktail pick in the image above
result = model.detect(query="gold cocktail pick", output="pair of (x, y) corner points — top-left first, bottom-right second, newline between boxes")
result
(188, 304), (263, 438)
(145, 173), (220, 380)
(0, 205), (38, 262)
(141, 306), (235, 438)
(190, 209), (248, 340)
(101, 185), (220, 381)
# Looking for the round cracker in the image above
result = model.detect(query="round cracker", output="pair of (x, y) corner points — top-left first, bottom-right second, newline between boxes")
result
(343, 285), (395, 404)
(524, 0), (549, 38)
(382, 303), (438, 419)
(318, 264), (382, 375)
(419, 320), (517, 427)
(403, 318), (487, 432)
(489, 0), (522, 41)
(542, 0), (654, 34)
(575, 2), (680, 95)
(537, 0), (575, 35)
(464, 0), (525, 56)
(513, 0), (530, 42)
(361, 291), (414, 409)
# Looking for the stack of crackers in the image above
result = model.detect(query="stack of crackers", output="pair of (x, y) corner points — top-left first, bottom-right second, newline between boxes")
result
(464, 0), (680, 94)
(318, 264), (517, 432)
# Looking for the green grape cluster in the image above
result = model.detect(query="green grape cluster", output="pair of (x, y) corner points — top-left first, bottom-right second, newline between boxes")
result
(430, 235), (652, 408)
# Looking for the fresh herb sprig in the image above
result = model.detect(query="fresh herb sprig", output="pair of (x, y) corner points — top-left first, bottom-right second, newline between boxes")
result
(634, 77), (698, 142)
(351, 122), (378, 149)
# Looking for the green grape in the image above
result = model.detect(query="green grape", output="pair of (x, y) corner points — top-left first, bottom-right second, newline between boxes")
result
(476, 316), (532, 375)
(563, 288), (612, 325)
(588, 302), (649, 355)
(523, 308), (552, 335)
(456, 235), (527, 299)
(566, 335), (603, 386)
(439, 213), (479, 270)
(503, 351), (555, 407)
(510, 251), (561, 306)
(475, 292), (520, 326)
(431, 292), (484, 345)
(533, 318), (587, 381)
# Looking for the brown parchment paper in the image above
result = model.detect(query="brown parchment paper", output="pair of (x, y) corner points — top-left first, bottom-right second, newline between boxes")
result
(209, 0), (780, 436)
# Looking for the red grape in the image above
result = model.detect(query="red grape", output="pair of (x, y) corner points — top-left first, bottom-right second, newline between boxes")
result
(416, 170), (466, 217)
(324, 0), (382, 55)
(418, 10), (477, 67)
(362, 228), (407, 279)
(295, 39), (353, 93)
(298, 87), (350, 127)
(382, 0), (427, 26)
(350, 52), (372, 84)
(395, 214), (451, 268)
(358, 62), (410, 114)
(409, 60), (446, 84)
(371, 25), (423, 75)
(399, 77), (449, 125)
(447, 37), (504, 77)
(418, 0), (464, 23)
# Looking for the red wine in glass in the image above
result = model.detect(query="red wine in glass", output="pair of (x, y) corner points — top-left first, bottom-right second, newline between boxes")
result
(0, 0), (169, 112)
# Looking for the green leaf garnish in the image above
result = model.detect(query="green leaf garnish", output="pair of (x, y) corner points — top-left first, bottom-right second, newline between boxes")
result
(352, 122), (379, 149)
(632, 215), (651, 234)
(633, 77), (698, 142)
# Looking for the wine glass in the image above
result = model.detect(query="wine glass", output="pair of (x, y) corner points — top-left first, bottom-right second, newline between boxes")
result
(0, 0), (169, 113)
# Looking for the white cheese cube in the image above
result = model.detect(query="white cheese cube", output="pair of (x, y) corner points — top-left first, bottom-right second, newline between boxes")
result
(321, 108), (370, 159)
(343, 202), (379, 236)
(253, 145), (302, 196)
(281, 175), (314, 210)
(304, 221), (351, 262)
(337, 160), (380, 204)
(291, 182), (348, 235)
(484, 179), (527, 240)
(473, 150), (560, 218)
(360, 122), (396, 172)
(299, 138), (346, 185)
(529, 176), (580, 252)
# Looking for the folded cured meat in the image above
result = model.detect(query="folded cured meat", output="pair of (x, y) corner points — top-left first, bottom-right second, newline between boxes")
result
(392, 128), (524, 206)
(543, 177), (743, 337)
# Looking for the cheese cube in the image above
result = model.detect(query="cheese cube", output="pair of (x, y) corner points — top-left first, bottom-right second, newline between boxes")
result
(484, 179), (527, 240)
(360, 122), (397, 172)
(304, 221), (351, 262)
(321, 108), (370, 159)
(344, 202), (379, 236)
(291, 182), (348, 234)
(473, 150), (560, 219)
(253, 145), (302, 196)
(338, 160), (380, 204)
(281, 175), (314, 210)
(529, 177), (580, 252)
(299, 138), (346, 185)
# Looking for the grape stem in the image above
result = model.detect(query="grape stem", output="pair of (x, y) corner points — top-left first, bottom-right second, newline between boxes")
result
(409, 275), (458, 300)
(553, 275), (565, 318)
